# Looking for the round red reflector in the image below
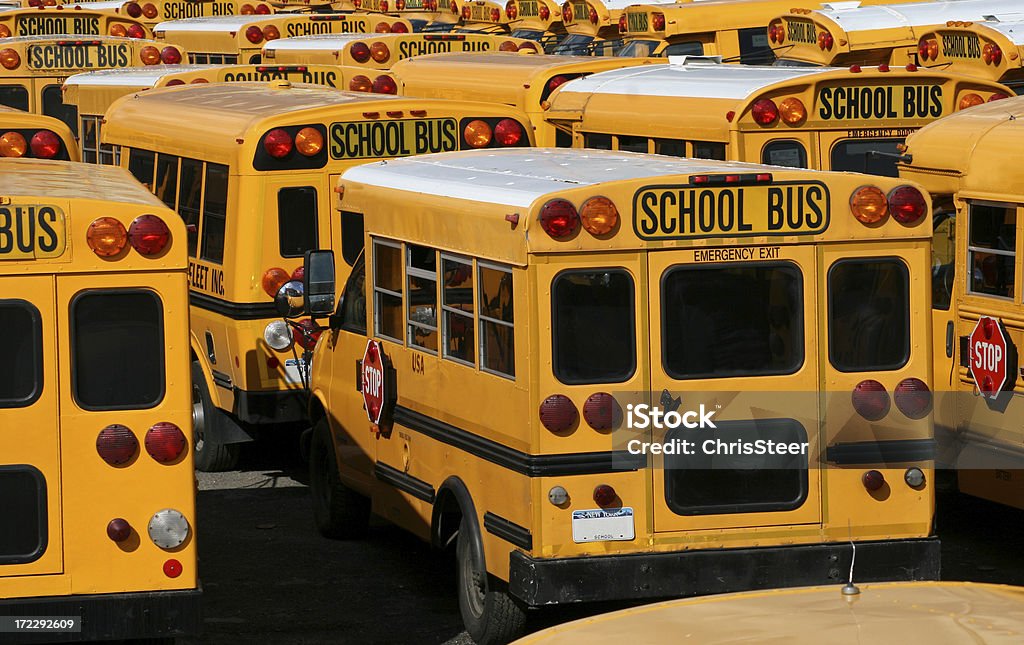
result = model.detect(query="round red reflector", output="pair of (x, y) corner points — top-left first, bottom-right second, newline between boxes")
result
(142, 3), (157, 18)
(107, 518), (132, 542)
(372, 75), (397, 94)
(989, 92), (1010, 102)
(128, 214), (171, 256)
(618, 14), (626, 32)
(145, 422), (187, 464)
(751, 98), (779, 126)
(29, 130), (61, 159)
(852, 380), (889, 421)
(295, 318), (322, 351)
(582, 392), (617, 430)
(263, 128), (293, 159)
(593, 484), (617, 507)
(349, 75), (372, 92)
(862, 469), (885, 492)
(96, 424), (138, 466)
(561, 3), (572, 23)
(505, 0), (516, 18)
(887, 185), (927, 225)
(490, 7), (500, 21)
(538, 3), (548, 19)
(125, 1), (142, 17)
(266, 356), (280, 370)
(163, 559), (183, 578)
(539, 394), (578, 432)
(539, 199), (579, 239)
(351, 41), (371, 63)
(127, 24), (146, 39)
(494, 119), (522, 146)
(245, 25), (264, 44)
(160, 46), (181, 64)
(166, 79), (185, 86)
(547, 75), (569, 92)
(894, 377), (931, 419)
(651, 12), (664, 30)
(391, 22), (408, 33)
(291, 266), (305, 282)
(256, 2), (271, 13)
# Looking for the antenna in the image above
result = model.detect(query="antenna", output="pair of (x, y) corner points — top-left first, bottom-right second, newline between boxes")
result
(842, 521), (861, 596)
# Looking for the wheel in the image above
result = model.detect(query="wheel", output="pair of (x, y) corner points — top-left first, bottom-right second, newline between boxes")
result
(309, 418), (370, 539)
(457, 516), (527, 645)
(191, 360), (240, 472)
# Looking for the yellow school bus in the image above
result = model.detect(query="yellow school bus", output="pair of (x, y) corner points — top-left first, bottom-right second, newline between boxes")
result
(100, 81), (535, 470)
(293, 147), (938, 643)
(0, 104), (76, 160)
(544, 58), (1014, 177)
(392, 52), (663, 144)
(0, 7), (150, 39)
(357, 0), (457, 32)
(261, 32), (537, 68)
(64, 0), (273, 29)
(553, 0), (630, 55)
(63, 63), (349, 162)
(617, 0), (927, 63)
(899, 96), (1024, 509)
(0, 35), (187, 134)
(770, 0), (1023, 68)
(916, 19), (1024, 94)
(0, 158), (199, 641)
(154, 13), (412, 64)
(454, 0), (510, 34)
(506, 0), (565, 51)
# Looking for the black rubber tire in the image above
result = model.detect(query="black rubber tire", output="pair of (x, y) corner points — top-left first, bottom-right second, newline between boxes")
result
(191, 360), (240, 473)
(309, 419), (370, 539)
(456, 516), (527, 645)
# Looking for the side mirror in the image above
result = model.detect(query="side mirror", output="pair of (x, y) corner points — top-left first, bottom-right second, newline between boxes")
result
(304, 249), (336, 317)
(274, 280), (304, 318)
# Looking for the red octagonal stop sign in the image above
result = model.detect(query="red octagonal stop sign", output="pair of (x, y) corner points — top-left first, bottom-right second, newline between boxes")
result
(361, 339), (390, 425)
(969, 316), (1010, 399)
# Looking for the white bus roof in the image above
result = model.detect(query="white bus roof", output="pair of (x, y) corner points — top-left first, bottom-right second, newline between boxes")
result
(155, 14), (281, 33)
(556, 60), (830, 100)
(64, 65), (212, 87)
(0, 158), (166, 206)
(807, 0), (1024, 33)
(263, 33), (409, 52)
(978, 19), (1024, 46)
(341, 148), (784, 208)
(65, 1), (130, 9)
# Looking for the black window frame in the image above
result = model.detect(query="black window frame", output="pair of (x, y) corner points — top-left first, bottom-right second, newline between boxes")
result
(277, 186), (319, 259)
(200, 162), (229, 264)
(966, 202), (1017, 301)
(0, 300), (43, 409)
(762, 140), (808, 169)
(827, 257), (911, 372)
(0, 85), (29, 112)
(41, 84), (77, 136)
(0, 465), (48, 565)
(338, 252), (367, 335)
(829, 138), (903, 177)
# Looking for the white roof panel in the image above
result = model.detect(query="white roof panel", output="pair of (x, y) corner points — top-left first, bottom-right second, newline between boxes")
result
(263, 33), (384, 51)
(342, 148), (784, 208)
(982, 19), (1024, 46)
(63, 65), (213, 87)
(813, 0), (1024, 33)
(155, 14), (281, 33)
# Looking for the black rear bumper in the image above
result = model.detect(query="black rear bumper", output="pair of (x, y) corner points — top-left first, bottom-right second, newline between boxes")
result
(0, 587), (201, 643)
(508, 538), (940, 606)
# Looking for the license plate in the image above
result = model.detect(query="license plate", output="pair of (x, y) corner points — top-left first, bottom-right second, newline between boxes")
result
(283, 357), (310, 385)
(572, 507), (634, 543)
(0, 204), (67, 260)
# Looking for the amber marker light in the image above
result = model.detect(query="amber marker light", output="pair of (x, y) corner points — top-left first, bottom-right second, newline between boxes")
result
(0, 131), (27, 157)
(87, 217), (128, 257)
(779, 97), (806, 125)
(295, 127), (323, 157)
(579, 196), (618, 236)
(850, 186), (888, 224)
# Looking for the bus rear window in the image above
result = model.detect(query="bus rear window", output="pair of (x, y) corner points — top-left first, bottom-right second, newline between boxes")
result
(0, 301), (42, 409)
(71, 290), (164, 410)
(553, 270), (635, 384)
(662, 264), (803, 379)
(830, 139), (901, 177)
(42, 85), (76, 136)
(967, 203), (1016, 299)
(200, 163), (229, 264)
(828, 259), (910, 372)
(0, 86), (29, 112)
(278, 187), (318, 258)
(0, 466), (46, 564)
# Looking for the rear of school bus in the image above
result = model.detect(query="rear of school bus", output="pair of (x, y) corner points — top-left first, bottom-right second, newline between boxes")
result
(390, 52), (663, 144)
(0, 7), (150, 39)
(506, 0), (565, 51)
(544, 61), (1015, 176)
(319, 147), (938, 642)
(100, 81), (534, 470)
(917, 20), (1024, 94)
(109, 0), (271, 29)
(553, 0), (629, 55)
(900, 98), (1024, 509)
(0, 158), (199, 641)
(0, 104), (77, 160)
(357, 0), (456, 31)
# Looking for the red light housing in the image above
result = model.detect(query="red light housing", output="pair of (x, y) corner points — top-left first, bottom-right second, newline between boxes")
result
(539, 198), (579, 239)
(143, 3), (158, 18)
(96, 424), (138, 466)
(852, 379), (889, 421)
(582, 392), (617, 430)
(887, 185), (927, 225)
(462, 5), (470, 19)
(505, 0), (517, 18)
(862, 469), (885, 491)
(245, 25), (264, 44)
(256, 3), (271, 13)
(166, 79), (185, 86)
(291, 266), (305, 282)
(163, 559), (183, 578)
(349, 75), (372, 92)
(894, 377), (931, 419)
(160, 46), (181, 64)
(589, 6), (597, 23)
(539, 394), (578, 432)
(351, 41), (371, 63)
(651, 12), (664, 30)
(107, 518), (132, 542)
(751, 98), (779, 126)
(126, 24), (145, 39)
(128, 215), (170, 256)
(989, 92), (1010, 102)
(917, 38), (929, 61)
(29, 130), (61, 159)
(373, 75), (397, 94)
(125, 1), (142, 17)
(547, 74), (569, 92)
(562, 3), (572, 23)
(144, 422), (187, 464)
(392, 21), (409, 33)
(490, 7), (500, 21)
(593, 484), (617, 507)
(618, 14), (626, 32)
(397, 0), (405, 8)
(294, 318), (322, 351)
(494, 119), (523, 146)
(538, 3), (549, 19)
(263, 128), (293, 158)
(817, 30), (833, 50)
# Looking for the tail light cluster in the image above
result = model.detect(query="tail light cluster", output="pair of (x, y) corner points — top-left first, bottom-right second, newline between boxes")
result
(423, 0), (438, 9)
(460, 117), (527, 149)
(96, 422), (187, 466)
(618, 14), (626, 33)
(748, 96), (806, 126)
(538, 195), (619, 240)
(651, 12), (664, 31)
(396, 0), (406, 10)
(561, 2), (572, 23)
(848, 184), (927, 226)
(348, 74), (397, 94)
(140, 45), (182, 65)
(500, 40), (539, 52)
(588, 5), (598, 24)
(958, 91), (1009, 110)
(983, 42), (1003, 65)
(241, 3), (273, 14)
(539, 391), (620, 431)
(768, 20), (785, 43)
(505, 0), (517, 19)
(264, 318), (321, 354)
(245, 24), (281, 44)
(0, 130), (63, 159)
(86, 214), (170, 258)
(817, 29), (833, 50)
(917, 38), (938, 61)
(262, 266), (303, 298)
(109, 23), (147, 39)
(538, 4), (549, 20)
(851, 377), (931, 421)
(349, 41), (397, 65)
(28, 0), (58, 6)
(254, 124), (327, 170)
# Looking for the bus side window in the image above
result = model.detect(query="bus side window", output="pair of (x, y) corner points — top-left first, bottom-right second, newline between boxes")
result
(762, 141), (807, 168)
(154, 153), (180, 209)
(0, 86), (29, 112)
(341, 211), (365, 268)
(967, 203), (1017, 300)
(41, 85), (77, 136)
(583, 133), (612, 150)
(0, 300), (42, 408)
(128, 149), (156, 191)
(407, 244), (438, 354)
(278, 187), (318, 258)
(200, 163), (229, 264)
(373, 239), (404, 343)
(479, 263), (514, 378)
(655, 139), (686, 157)
(693, 142), (726, 161)
(178, 158), (203, 257)
(738, 26), (774, 65)
(441, 255), (475, 366)
(552, 269), (635, 384)
(828, 259), (910, 372)
(663, 41), (704, 57)
(339, 253), (367, 335)
(931, 205), (956, 310)
(617, 135), (649, 153)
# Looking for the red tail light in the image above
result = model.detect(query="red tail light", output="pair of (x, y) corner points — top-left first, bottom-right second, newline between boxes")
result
(561, 3), (572, 23)
(588, 5), (597, 23)
(451, 0), (459, 14)
(547, 75), (568, 92)
(539, 394), (578, 432)
(768, 21), (779, 43)
(142, 3), (157, 18)
(263, 128), (293, 158)
(245, 25), (264, 44)
(127, 24), (146, 39)
(160, 47), (181, 64)
(128, 215), (170, 256)
(373, 75), (397, 94)
(989, 92), (1010, 102)
(145, 422), (187, 464)
(29, 130), (61, 159)
(107, 518), (132, 542)
(397, 0), (406, 9)
(894, 377), (931, 419)
(380, 0), (388, 10)
(917, 38), (929, 61)
(96, 424), (138, 465)
(490, 7), (500, 21)
(582, 392), (616, 430)
(263, 25), (281, 41)
(371, 42), (391, 63)
(505, 0), (516, 18)
(392, 22), (408, 33)
(818, 30), (833, 50)
(0, 49), (21, 70)
(539, 198), (579, 238)
(349, 75), (372, 92)
(295, 318), (322, 351)
(887, 186), (927, 224)
(538, 3), (549, 19)
(593, 484), (617, 507)
(125, 1), (142, 17)
(751, 98), (779, 125)
(618, 14), (626, 32)
(351, 41), (371, 63)
(462, 5), (470, 19)
(852, 379), (889, 421)
(983, 43), (1002, 65)
(494, 119), (523, 146)
(166, 79), (185, 86)
(256, 3), (271, 13)
(651, 12), (664, 30)
(862, 469), (885, 491)
(291, 266), (305, 282)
